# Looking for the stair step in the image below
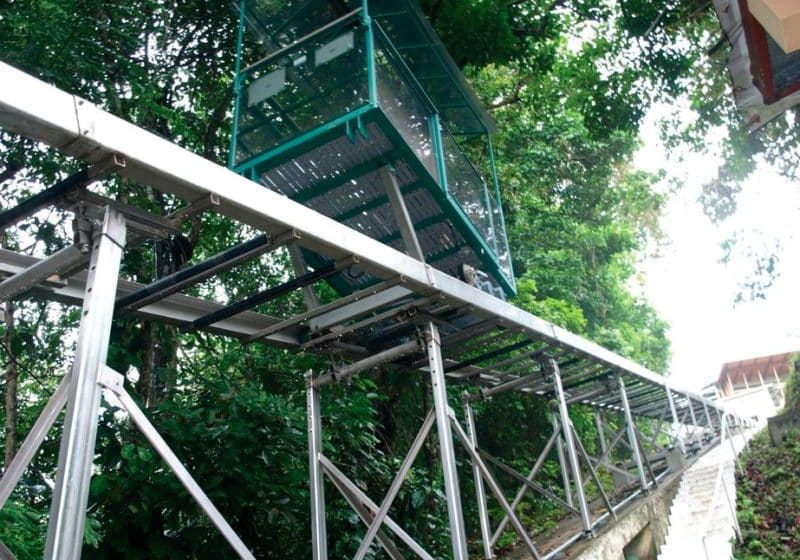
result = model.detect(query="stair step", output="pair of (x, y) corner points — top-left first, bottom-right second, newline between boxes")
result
(657, 437), (751, 560)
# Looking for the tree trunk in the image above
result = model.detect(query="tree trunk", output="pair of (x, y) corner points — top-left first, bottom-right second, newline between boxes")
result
(3, 300), (18, 468)
(138, 321), (157, 408)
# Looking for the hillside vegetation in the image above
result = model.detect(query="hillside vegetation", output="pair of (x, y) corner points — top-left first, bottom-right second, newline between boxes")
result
(734, 431), (800, 560)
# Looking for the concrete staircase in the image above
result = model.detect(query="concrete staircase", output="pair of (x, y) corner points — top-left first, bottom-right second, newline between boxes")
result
(658, 436), (747, 560)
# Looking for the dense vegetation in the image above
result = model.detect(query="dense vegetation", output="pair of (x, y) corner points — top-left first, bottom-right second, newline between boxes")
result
(0, 1), (797, 558)
(734, 431), (800, 560)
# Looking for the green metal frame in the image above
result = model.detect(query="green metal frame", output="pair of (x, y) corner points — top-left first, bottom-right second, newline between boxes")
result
(228, 1), (516, 296)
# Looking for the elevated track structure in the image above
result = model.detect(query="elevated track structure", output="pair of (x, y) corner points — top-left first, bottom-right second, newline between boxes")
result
(0, 10), (749, 557)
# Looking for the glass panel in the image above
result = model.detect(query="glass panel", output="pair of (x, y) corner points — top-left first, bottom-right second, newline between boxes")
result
(373, 36), (437, 178)
(234, 24), (369, 165)
(440, 125), (494, 248)
(489, 188), (513, 284)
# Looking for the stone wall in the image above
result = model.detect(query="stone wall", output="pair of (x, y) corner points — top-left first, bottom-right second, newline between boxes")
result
(567, 474), (682, 560)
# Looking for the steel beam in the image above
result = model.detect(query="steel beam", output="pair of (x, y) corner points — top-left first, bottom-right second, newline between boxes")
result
(444, 338), (535, 373)
(449, 418), (541, 560)
(464, 401), (493, 559)
(424, 323), (469, 560)
(193, 256), (355, 329)
(569, 425), (616, 521)
(552, 359), (592, 532)
(319, 456), (434, 560)
(618, 377), (648, 493)
(44, 208), (126, 560)
(0, 375), (69, 510)
(379, 165), (424, 261)
(353, 410), (435, 560)
(116, 231), (296, 312)
(242, 277), (405, 343)
(475, 371), (541, 401)
(490, 423), (562, 546)
(101, 368), (255, 559)
(306, 372), (327, 560)
(314, 338), (423, 387)
(0, 245), (87, 303)
(552, 413), (573, 509)
(0, 160), (117, 230)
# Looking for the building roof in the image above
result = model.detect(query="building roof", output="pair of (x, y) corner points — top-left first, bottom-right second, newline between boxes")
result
(717, 350), (796, 388)
(712, 0), (800, 131)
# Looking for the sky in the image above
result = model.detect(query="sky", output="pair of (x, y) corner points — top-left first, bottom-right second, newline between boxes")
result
(634, 105), (800, 390)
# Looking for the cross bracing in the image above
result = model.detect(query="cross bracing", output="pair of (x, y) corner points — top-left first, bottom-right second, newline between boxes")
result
(0, 61), (749, 560)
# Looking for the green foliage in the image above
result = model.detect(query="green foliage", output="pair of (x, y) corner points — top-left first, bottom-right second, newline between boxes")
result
(734, 430), (800, 560)
(783, 354), (800, 413)
(0, 500), (45, 559)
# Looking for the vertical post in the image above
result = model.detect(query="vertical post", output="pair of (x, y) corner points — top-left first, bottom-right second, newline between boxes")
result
(551, 359), (591, 532)
(774, 368), (785, 400)
(228, 0), (247, 169)
(464, 399), (494, 560)
(379, 166), (424, 262)
(431, 114), (448, 190)
(363, 7), (378, 106)
(44, 208), (126, 560)
(425, 323), (468, 560)
(618, 377), (648, 493)
(552, 412), (573, 508)
(289, 244), (321, 310)
(724, 414), (743, 475)
(702, 401), (713, 433)
(594, 412), (607, 460)
(688, 399), (699, 442)
(306, 372), (328, 560)
(666, 387), (686, 454)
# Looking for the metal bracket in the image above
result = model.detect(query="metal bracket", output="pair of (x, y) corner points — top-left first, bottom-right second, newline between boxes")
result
(96, 365), (125, 395)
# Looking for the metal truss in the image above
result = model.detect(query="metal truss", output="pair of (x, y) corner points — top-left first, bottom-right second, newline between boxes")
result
(0, 62), (754, 559)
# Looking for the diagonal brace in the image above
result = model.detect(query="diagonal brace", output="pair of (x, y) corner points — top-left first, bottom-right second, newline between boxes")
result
(98, 366), (255, 560)
(353, 410), (435, 560)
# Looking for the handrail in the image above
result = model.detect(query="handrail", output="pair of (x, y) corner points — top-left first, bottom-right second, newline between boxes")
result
(699, 414), (743, 560)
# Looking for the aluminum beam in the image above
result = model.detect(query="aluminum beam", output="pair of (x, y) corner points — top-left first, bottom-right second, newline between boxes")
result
(0, 245), (87, 303)
(45, 208), (126, 560)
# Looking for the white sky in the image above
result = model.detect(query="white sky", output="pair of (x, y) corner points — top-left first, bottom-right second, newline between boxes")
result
(635, 104), (800, 390)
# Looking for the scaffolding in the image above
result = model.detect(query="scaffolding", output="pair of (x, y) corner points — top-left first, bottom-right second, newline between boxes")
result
(0, 61), (749, 559)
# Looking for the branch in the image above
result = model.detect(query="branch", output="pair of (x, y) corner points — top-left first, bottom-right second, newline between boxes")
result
(489, 76), (530, 110)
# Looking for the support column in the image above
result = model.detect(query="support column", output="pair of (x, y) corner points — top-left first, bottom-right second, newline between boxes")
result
(425, 323), (469, 559)
(551, 358), (591, 533)
(306, 372), (328, 560)
(552, 412), (573, 508)
(688, 399), (699, 442)
(666, 387), (686, 454)
(289, 244), (321, 310)
(618, 377), (648, 493)
(595, 412), (608, 461)
(465, 399), (493, 559)
(702, 401), (713, 433)
(44, 208), (126, 560)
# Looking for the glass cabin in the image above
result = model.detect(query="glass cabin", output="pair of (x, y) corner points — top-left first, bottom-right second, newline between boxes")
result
(229, 0), (515, 297)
